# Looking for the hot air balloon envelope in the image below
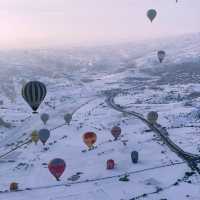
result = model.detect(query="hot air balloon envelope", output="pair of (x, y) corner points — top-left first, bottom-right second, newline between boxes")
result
(31, 130), (39, 144)
(83, 132), (97, 148)
(22, 81), (47, 113)
(39, 129), (50, 145)
(157, 50), (166, 63)
(107, 159), (115, 170)
(10, 182), (18, 191)
(40, 113), (49, 125)
(147, 9), (157, 22)
(131, 151), (139, 164)
(48, 158), (66, 181)
(64, 113), (72, 124)
(111, 126), (121, 140)
(147, 111), (158, 124)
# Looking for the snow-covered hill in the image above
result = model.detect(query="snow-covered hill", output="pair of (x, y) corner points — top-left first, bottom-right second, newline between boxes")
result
(0, 33), (200, 200)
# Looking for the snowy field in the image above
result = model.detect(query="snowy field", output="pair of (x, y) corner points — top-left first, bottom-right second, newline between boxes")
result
(0, 33), (200, 200)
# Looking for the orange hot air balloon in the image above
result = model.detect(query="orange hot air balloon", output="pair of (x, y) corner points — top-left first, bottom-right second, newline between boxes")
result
(83, 132), (97, 149)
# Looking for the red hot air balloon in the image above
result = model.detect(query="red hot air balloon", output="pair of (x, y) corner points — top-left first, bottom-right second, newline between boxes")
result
(107, 159), (115, 170)
(48, 158), (66, 181)
(111, 126), (121, 140)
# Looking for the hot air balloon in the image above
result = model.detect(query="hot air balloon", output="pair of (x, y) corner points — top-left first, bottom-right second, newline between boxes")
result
(22, 81), (47, 113)
(10, 182), (18, 191)
(107, 159), (115, 170)
(157, 50), (166, 63)
(111, 126), (121, 140)
(48, 158), (66, 181)
(64, 113), (72, 125)
(39, 129), (50, 145)
(31, 130), (39, 144)
(147, 111), (158, 124)
(147, 9), (157, 22)
(40, 113), (49, 125)
(131, 151), (139, 164)
(83, 132), (97, 149)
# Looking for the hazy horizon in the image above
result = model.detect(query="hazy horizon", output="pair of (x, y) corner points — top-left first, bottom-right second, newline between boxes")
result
(0, 0), (199, 48)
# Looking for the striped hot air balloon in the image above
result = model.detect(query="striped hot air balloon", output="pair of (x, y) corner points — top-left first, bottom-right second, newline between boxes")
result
(147, 111), (158, 124)
(48, 158), (66, 181)
(22, 81), (47, 113)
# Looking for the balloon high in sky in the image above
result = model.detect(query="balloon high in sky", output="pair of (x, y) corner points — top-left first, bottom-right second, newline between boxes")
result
(0, 0), (199, 48)
(147, 9), (157, 22)
(157, 50), (166, 63)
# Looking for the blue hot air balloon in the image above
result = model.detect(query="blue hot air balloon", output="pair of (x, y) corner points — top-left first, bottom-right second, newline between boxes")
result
(39, 129), (50, 145)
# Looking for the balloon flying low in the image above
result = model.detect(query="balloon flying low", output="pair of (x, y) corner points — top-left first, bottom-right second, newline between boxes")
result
(48, 158), (66, 181)
(147, 9), (157, 22)
(40, 113), (49, 125)
(111, 126), (121, 140)
(10, 182), (18, 191)
(83, 132), (97, 149)
(107, 159), (115, 170)
(147, 111), (158, 124)
(31, 130), (39, 144)
(64, 113), (72, 125)
(22, 81), (47, 113)
(131, 151), (139, 164)
(39, 129), (50, 145)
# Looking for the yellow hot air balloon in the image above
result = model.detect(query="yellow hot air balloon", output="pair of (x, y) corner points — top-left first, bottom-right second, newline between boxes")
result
(31, 130), (39, 144)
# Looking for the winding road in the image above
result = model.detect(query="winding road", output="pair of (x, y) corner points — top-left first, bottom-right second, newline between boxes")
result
(106, 92), (200, 173)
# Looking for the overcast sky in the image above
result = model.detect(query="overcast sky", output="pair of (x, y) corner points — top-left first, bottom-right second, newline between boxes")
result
(0, 0), (199, 48)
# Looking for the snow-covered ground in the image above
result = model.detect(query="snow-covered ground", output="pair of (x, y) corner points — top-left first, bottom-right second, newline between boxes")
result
(0, 33), (200, 200)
